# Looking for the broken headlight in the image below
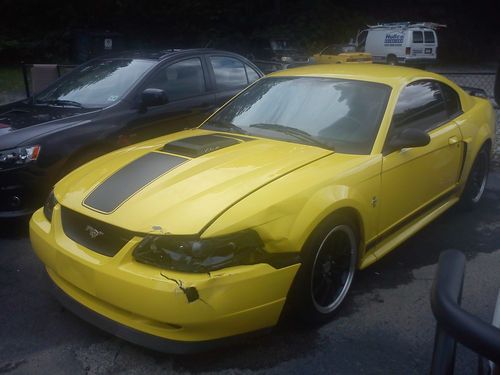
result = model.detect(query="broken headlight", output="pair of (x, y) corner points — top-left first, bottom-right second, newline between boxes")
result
(133, 230), (269, 273)
(43, 189), (57, 222)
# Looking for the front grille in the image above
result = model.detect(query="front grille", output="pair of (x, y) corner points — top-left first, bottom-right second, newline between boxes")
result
(61, 207), (136, 256)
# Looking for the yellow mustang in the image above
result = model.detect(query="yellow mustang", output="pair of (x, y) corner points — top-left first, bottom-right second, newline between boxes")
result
(312, 44), (372, 64)
(30, 64), (495, 353)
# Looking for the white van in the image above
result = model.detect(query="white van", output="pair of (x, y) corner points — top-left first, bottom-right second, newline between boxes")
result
(356, 22), (444, 66)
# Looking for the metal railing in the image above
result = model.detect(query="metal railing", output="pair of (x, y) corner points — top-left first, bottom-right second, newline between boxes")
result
(430, 250), (500, 374)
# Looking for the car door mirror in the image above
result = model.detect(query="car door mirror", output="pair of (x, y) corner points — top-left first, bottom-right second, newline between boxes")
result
(140, 88), (168, 110)
(388, 128), (431, 152)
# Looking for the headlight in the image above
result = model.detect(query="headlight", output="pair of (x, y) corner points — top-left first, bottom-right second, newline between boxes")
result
(43, 189), (57, 222)
(133, 230), (300, 273)
(280, 56), (293, 62)
(0, 145), (41, 170)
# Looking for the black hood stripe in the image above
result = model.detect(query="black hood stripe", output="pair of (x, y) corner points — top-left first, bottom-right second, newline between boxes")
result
(84, 152), (187, 213)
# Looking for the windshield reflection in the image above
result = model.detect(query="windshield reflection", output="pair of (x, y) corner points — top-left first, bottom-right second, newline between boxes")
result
(203, 77), (391, 154)
(35, 59), (155, 108)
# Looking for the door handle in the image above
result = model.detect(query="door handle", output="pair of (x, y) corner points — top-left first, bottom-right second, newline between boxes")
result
(448, 136), (459, 145)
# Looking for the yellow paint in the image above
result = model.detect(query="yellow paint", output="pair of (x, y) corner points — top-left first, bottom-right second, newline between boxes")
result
(313, 52), (372, 64)
(30, 64), (496, 343)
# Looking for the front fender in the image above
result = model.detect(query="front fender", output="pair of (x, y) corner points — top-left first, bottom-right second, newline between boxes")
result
(202, 154), (382, 258)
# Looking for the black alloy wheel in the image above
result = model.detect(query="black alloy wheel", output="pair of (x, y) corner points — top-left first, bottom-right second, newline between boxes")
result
(310, 224), (357, 314)
(287, 215), (358, 324)
(460, 146), (489, 210)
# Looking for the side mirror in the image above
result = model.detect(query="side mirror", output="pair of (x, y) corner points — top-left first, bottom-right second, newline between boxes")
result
(140, 88), (167, 110)
(387, 128), (430, 152)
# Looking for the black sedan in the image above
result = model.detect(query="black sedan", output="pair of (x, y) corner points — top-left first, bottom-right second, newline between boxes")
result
(0, 49), (263, 218)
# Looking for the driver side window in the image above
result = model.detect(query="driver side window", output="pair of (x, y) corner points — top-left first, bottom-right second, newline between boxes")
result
(144, 58), (206, 102)
(391, 80), (448, 132)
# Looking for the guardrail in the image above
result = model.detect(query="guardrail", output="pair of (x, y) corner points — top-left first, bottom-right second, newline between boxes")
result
(430, 250), (500, 374)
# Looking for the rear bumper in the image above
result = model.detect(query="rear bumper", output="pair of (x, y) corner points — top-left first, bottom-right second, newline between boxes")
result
(30, 207), (300, 350)
(400, 57), (437, 65)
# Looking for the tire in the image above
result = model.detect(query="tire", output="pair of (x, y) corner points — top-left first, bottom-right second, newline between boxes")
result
(288, 214), (359, 324)
(459, 146), (490, 210)
(386, 55), (398, 66)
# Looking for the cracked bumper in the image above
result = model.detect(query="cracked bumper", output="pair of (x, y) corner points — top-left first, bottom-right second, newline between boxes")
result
(29, 207), (300, 351)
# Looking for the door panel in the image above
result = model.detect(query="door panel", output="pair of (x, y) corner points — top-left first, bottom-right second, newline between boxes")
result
(379, 121), (462, 233)
(122, 94), (216, 143)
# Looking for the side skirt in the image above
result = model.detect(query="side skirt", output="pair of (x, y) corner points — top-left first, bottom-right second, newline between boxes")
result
(360, 190), (460, 269)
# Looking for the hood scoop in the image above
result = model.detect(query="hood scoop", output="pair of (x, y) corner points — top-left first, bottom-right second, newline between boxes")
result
(162, 134), (240, 158)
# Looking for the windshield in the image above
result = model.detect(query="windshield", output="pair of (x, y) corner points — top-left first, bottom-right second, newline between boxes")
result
(35, 59), (156, 108)
(202, 77), (391, 154)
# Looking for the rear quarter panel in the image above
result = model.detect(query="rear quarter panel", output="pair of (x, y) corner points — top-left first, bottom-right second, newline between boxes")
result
(455, 96), (496, 190)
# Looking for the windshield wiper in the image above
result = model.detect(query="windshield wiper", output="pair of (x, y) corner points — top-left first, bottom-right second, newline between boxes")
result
(249, 123), (334, 150)
(203, 120), (247, 134)
(36, 99), (85, 108)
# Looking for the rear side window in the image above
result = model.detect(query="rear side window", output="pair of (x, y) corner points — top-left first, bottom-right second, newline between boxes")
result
(412, 31), (423, 43)
(424, 31), (436, 44)
(440, 83), (462, 117)
(210, 56), (248, 89)
(245, 65), (260, 83)
(391, 80), (448, 132)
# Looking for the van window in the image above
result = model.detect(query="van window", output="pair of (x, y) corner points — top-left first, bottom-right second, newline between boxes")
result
(412, 31), (423, 43)
(357, 30), (368, 49)
(424, 31), (435, 44)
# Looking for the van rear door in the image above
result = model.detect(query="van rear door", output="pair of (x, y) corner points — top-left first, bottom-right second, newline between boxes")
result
(423, 30), (437, 58)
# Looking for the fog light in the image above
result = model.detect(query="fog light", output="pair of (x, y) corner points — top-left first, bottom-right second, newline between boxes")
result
(8, 195), (21, 208)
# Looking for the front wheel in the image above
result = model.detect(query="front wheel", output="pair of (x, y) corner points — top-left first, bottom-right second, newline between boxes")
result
(288, 215), (358, 323)
(459, 146), (490, 210)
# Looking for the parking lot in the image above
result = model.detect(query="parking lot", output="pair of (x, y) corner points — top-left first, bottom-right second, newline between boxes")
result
(0, 165), (499, 374)
(1, 64), (499, 373)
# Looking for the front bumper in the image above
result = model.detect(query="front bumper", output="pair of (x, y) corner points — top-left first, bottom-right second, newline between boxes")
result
(29, 207), (300, 351)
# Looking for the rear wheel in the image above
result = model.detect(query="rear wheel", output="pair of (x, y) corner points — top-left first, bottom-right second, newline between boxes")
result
(387, 55), (398, 66)
(459, 146), (489, 210)
(289, 215), (358, 323)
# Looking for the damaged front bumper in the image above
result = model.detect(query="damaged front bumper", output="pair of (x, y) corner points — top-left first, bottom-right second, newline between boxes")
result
(29, 207), (300, 352)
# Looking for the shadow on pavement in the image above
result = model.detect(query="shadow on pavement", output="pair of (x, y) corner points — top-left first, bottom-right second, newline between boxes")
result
(0, 217), (30, 239)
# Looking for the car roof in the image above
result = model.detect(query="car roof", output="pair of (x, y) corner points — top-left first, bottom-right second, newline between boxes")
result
(99, 48), (247, 61)
(268, 64), (451, 88)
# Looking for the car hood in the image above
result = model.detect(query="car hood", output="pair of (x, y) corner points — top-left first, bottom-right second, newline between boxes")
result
(56, 129), (333, 235)
(0, 100), (98, 149)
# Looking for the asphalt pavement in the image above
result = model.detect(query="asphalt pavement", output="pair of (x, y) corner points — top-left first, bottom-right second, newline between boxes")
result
(1, 168), (499, 375)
